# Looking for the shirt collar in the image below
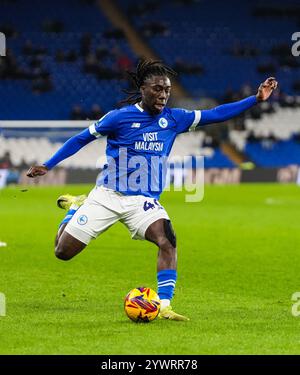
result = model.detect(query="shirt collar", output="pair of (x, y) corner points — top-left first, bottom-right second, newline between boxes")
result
(135, 103), (144, 112)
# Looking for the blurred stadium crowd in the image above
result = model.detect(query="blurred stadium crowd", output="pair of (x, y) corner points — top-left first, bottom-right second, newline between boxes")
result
(0, 0), (300, 184)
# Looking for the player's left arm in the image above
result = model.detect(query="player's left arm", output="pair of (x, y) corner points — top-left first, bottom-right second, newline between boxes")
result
(174, 77), (278, 134)
(199, 77), (278, 126)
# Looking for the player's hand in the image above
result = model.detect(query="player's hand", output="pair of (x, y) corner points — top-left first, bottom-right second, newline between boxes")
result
(26, 165), (49, 178)
(256, 77), (278, 102)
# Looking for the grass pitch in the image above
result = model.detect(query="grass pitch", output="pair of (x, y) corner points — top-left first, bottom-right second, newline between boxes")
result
(0, 183), (300, 354)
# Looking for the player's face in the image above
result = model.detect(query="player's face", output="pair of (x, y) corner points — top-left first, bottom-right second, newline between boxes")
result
(140, 75), (171, 114)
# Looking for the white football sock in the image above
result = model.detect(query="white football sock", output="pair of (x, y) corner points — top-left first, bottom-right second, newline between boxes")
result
(70, 203), (80, 210)
(160, 299), (170, 309)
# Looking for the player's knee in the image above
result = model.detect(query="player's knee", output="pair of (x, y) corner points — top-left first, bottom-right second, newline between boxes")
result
(155, 221), (176, 251)
(156, 236), (169, 248)
(55, 243), (73, 261)
(158, 239), (176, 263)
(157, 237), (176, 255)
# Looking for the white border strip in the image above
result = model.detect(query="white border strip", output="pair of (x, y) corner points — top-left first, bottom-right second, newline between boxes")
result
(89, 124), (102, 138)
(189, 110), (201, 132)
(135, 103), (144, 112)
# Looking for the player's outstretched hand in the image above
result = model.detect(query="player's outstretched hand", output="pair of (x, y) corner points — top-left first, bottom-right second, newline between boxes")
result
(26, 165), (49, 178)
(256, 77), (278, 102)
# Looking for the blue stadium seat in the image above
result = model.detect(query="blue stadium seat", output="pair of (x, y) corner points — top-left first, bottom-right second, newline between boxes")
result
(0, 0), (135, 120)
(245, 139), (300, 167)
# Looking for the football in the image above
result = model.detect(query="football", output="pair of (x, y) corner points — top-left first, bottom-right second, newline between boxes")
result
(124, 287), (161, 322)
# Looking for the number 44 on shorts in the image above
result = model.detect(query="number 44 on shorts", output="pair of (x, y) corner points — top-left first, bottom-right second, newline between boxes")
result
(0, 293), (5, 316)
(143, 199), (163, 212)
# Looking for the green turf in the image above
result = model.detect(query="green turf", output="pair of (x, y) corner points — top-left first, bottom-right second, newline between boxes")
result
(0, 183), (300, 354)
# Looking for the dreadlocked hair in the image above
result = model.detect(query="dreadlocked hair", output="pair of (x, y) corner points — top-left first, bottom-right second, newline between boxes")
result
(120, 58), (177, 106)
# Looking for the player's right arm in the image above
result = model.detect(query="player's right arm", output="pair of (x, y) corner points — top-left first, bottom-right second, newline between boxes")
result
(26, 110), (119, 178)
(26, 128), (95, 177)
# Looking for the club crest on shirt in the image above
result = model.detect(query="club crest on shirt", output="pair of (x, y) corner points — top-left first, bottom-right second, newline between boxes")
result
(77, 215), (88, 225)
(158, 117), (168, 128)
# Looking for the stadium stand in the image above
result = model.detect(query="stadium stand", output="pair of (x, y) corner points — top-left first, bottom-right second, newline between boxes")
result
(0, 134), (105, 169)
(0, 0), (136, 119)
(0, 0), (300, 174)
(228, 106), (300, 167)
(117, 0), (300, 98)
(244, 138), (300, 167)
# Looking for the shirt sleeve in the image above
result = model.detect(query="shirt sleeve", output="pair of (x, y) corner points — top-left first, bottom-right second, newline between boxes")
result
(171, 108), (202, 134)
(88, 109), (120, 137)
(43, 128), (96, 170)
(199, 95), (257, 126)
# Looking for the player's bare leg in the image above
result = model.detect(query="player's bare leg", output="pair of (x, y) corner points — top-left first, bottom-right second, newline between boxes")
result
(55, 223), (67, 246)
(145, 218), (189, 321)
(55, 229), (86, 261)
(145, 218), (177, 271)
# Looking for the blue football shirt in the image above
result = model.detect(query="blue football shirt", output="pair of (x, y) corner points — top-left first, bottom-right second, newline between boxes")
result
(88, 103), (201, 199)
